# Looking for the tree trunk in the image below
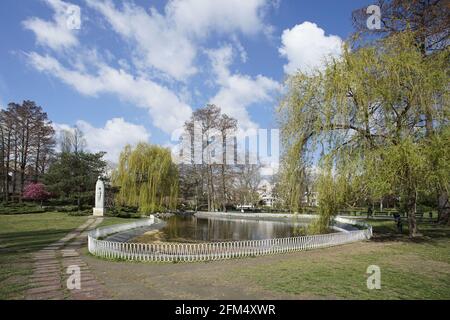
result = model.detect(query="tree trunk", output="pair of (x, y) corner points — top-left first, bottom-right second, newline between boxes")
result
(0, 126), (6, 202)
(437, 192), (449, 225)
(220, 132), (228, 213)
(221, 164), (227, 212)
(34, 137), (41, 182)
(406, 190), (419, 238)
(12, 135), (18, 198)
(195, 182), (198, 212)
(206, 169), (211, 212)
(20, 119), (30, 197)
(20, 165), (26, 201)
(209, 165), (215, 212)
(4, 132), (11, 202)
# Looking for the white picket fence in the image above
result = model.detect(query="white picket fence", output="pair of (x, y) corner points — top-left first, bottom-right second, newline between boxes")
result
(88, 216), (372, 263)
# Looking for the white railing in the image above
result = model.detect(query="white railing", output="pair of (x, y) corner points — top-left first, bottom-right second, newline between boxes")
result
(88, 215), (372, 263)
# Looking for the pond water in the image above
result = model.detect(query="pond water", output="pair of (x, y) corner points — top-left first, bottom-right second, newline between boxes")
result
(134, 215), (316, 243)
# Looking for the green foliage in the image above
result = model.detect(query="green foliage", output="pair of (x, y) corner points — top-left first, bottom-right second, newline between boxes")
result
(422, 126), (450, 194)
(0, 202), (46, 215)
(364, 139), (426, 199)
(308, 168), (341, 233)
(278, 31), (449, 236)
(44, 151), (107, 208)
(105, 206), (142, 219)
(112, 143), (179, 213)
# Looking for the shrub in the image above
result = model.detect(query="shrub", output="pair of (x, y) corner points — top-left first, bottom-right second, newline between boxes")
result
(0, 204), (46, 215)
(22, 183), (51, 205)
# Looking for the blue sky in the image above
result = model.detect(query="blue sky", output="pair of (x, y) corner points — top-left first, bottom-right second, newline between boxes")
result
(0, 0), (372, 162)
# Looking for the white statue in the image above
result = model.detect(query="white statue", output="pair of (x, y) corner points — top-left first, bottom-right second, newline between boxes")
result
(93, 176), (105, 216)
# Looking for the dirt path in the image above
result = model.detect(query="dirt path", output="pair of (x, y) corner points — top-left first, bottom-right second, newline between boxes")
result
(26, 217), (108, 300)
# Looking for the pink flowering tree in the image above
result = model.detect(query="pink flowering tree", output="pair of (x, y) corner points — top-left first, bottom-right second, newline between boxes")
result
(22, 183), (51, 206)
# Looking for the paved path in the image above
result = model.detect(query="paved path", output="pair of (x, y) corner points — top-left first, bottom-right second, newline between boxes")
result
(26, 217), (108, 300)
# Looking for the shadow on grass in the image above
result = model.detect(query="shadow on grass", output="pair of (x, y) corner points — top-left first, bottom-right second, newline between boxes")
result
(370, 220), (450, 244)
(0, 229), (75, 254)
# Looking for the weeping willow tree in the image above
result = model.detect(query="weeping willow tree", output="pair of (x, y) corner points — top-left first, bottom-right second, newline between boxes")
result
(112, 143), (179, 213)
(278, 32), (449, 236)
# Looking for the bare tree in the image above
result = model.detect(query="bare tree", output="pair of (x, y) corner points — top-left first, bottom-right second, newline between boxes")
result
(352, 0), (449, 53)
(182, 105), (221, 211)
(0, 101), (55, 201)
(60, 126), (86, 154)
(231, 164), (262, 207)
(180, 105), (241, 212)
(218, 114), (237, 211)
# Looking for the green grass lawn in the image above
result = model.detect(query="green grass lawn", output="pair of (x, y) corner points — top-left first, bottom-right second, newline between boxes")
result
(0, 212), (132, 299)
(234, 219), (450, 299)
(0, 212), (89, 299)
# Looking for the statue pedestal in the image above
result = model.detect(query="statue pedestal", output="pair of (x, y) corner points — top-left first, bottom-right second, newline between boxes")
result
(93, 208), (105, 217)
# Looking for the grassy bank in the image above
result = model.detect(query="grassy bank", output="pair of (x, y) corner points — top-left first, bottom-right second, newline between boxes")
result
(234, 219), (450, 299)
(0, 212), (132, 299)
(0, 212), (88, 299)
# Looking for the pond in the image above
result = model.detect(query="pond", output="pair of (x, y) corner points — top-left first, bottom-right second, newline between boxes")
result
(132, 215), (316, 243)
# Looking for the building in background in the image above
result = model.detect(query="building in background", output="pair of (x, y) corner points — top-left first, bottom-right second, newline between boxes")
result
(258, 179), (277, 208)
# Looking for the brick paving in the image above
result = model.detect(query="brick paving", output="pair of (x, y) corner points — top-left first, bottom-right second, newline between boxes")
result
(26, 217), (108, 300)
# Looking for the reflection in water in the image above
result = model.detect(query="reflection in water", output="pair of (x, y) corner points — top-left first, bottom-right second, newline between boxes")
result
(154, 215), (311, 243)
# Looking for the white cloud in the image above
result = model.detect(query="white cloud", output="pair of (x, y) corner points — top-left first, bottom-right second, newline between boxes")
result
(206, 45), (234, 81)
(76, 118), (150, 162)
(85, 0), (273, 81)
(23, 0), (79, 51)
(24, 0), (278, 138)
(166, 0), (271, 38)
(85, 0), (197, 81)
(54, 118), (150, 162)
(27, 52), (192, 134)
(207, 45), (281, 130)
(232, 35), (248, 63)
(52, 122), (76, 150)
(279, 22), (342, 74)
